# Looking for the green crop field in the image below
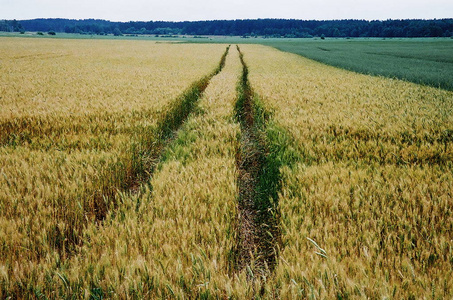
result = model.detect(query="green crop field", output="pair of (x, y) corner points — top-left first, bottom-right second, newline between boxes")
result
(261, 38), (453, 91)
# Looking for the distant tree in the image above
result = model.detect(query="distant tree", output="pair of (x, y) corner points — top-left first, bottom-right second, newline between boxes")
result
(11, 19), (24, 32)
(113, 27), (122, 36)
(332, 28), (341, 37)
(48, 31), (56, 35)
(320, 34), (325, 40)
(382, 27), (394, 37)
(64, 25), (73, 33)
(0, 19), (24, 32)
(426, 25), (443, 37)
(125, 27), (136, 34)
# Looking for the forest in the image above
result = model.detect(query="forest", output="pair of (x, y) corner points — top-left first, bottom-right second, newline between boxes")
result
(2, 18), (453, 37)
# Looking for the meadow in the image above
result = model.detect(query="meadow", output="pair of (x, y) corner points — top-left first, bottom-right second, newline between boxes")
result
(0, 37), (452, 298)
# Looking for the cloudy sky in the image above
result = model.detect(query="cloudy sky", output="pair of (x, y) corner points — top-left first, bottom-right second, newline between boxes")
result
(1, 0), (452, 21)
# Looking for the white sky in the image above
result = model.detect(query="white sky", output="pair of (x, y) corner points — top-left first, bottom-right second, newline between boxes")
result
(1, 0), (452, 21)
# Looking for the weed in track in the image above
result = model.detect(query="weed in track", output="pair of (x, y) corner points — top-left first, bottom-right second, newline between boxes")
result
(233, 46), (301, 287)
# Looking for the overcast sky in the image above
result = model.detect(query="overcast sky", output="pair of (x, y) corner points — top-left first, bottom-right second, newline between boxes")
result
(1, 0), (452, 22)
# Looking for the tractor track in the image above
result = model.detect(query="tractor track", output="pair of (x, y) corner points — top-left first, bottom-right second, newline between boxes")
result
(234, 45), (280, 280)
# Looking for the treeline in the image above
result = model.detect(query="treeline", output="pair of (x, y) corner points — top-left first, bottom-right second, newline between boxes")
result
(0, 20), (24, 32)
(7, 18), (453, 37)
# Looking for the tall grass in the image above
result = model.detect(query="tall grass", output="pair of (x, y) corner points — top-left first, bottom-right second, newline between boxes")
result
(2, 38), (452, 298)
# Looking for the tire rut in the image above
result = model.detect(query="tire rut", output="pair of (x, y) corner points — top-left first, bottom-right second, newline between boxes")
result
(234, 45), (278, 281)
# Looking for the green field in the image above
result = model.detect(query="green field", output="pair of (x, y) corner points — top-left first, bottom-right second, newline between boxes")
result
(262, 38), (453, 91)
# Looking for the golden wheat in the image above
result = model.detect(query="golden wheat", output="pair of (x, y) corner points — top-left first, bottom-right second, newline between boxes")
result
(242, 44), (453, 298)
(32, 45), (248, 298)
(2, 38), (452, 298)
(0, 38), (227, 297)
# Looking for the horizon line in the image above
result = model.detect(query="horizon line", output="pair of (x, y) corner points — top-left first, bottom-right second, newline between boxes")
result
(10, 17), (453, 23)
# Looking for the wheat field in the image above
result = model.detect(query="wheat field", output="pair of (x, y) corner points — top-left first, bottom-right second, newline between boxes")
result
(242, 44), (453, 298)
(1, 38), (452, 298)
(0, 38), (227, 297)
